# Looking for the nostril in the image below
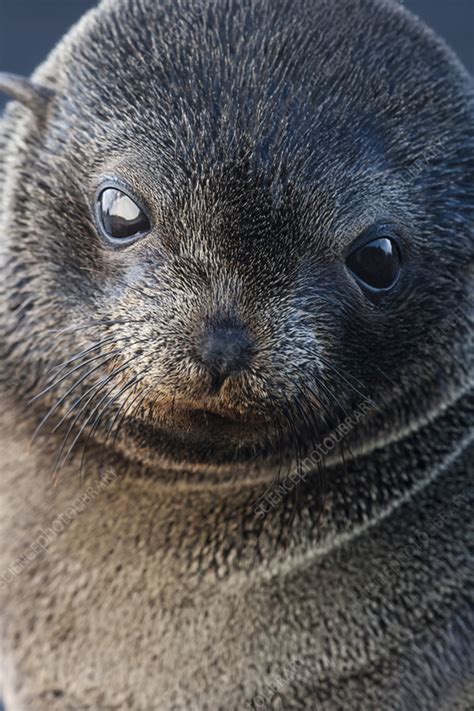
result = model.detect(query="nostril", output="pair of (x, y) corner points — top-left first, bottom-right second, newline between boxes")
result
(198, 326), (253, 379)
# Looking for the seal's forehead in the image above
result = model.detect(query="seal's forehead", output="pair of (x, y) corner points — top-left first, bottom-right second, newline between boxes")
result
(67, 0), (464, 105)
(57, 0), (471, 182)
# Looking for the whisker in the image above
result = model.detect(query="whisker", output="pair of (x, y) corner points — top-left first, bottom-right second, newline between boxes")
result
(81, 371), (147, 479)
(318, 354), (373, 405)
(29, 352), (121, 444)
(294, 341), (371, 405)
(30, 349), (123, 404)
(49, 336), (120, 375)
(48, 334), (147, 384)
(50, 361), (126, 436)
(45, 318), (145, 336)
(104, 382), (155, 474)
(53, 358), (138, 474)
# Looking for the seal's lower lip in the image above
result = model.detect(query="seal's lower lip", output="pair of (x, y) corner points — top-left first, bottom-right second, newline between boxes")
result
(153, 401), (267, 435)
(180, 407), (266, 430)
(141, 393), (269, 439)
(188, 408), (253, 424)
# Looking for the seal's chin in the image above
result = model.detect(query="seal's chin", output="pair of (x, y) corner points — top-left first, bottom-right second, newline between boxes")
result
(116, 387), (339, 471)
(119, 395), (275, 468)
(125, 392), (321, 468)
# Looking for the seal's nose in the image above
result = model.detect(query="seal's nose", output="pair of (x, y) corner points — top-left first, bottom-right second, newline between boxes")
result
(198, 325), (253, 384)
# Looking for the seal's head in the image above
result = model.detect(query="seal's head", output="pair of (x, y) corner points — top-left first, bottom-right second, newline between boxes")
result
(1, 0), (473, 472)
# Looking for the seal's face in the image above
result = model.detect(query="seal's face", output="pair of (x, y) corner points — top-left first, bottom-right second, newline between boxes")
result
(1, 0), (473, 468)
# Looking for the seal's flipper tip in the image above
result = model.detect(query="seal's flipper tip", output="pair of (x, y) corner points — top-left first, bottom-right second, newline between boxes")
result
(0, 72), (54, 117)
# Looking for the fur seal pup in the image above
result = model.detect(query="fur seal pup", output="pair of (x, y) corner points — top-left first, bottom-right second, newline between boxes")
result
(0, 0), (473, 708)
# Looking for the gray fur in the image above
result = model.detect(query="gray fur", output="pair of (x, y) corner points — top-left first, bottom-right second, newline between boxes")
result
(0, 0), (473, 709)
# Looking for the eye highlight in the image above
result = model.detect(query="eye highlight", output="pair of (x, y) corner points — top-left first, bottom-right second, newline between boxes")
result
(97, 187), (151, 243)
(346, 237), (401, 291)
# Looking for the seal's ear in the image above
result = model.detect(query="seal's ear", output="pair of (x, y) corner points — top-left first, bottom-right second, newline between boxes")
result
(0, 72), (54, 118)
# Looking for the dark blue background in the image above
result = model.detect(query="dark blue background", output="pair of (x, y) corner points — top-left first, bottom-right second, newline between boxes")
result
(0, 1), (472, 709)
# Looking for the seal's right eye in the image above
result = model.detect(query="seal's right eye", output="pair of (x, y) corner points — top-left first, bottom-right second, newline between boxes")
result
(97, 188), (151, 243)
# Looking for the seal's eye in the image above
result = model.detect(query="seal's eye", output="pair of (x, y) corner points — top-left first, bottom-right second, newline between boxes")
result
(346, 237), (401, 291)
(97, 188), (151, 242)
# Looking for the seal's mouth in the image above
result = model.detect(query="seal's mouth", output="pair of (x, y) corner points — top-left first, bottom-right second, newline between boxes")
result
(151, 397), (268, 437)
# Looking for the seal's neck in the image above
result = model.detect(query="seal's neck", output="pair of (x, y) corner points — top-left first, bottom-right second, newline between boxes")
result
(7, 371), (472, 580)
(89, 379), (472, 582)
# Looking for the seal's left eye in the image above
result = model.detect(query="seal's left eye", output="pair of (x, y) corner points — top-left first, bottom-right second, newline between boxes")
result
(346, 237), (401, 291)
(98, 188), (151, 241)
